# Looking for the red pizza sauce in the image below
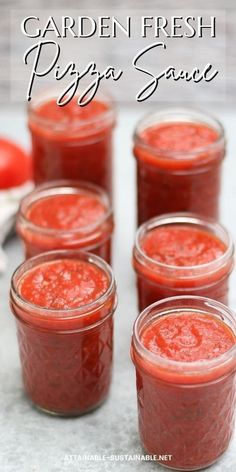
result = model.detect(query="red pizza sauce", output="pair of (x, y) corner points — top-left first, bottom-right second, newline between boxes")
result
(10, 251), (117, 416)
(27, 194), (106, 230)
(140, 122), (218, 154)
(28, 93), (116, 198)
(133, 214), (234, 311)
(17, 181), (114, 263)
(141, 225), (226, 266)
(131, 297), (236, 470)
(133, 109), (225, 225)
(141, 312), (234, 362)
(18, 259), (109, 310)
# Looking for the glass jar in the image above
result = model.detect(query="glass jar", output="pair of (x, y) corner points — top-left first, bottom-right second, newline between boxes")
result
(17, 180), (114, 263)
(133, 213), (234, 311)
(28, 89), (116, 198)
(133, 108), (225, 225)
(10, 250), (117, 416)
(131, 296), (236, 470)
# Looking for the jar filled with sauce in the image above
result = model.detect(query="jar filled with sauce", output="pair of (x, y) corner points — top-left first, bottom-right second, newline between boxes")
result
(10, 250), (117, 416)
(28, 90), (116, 198)
(133, 213), (234, 311)
(133, 108), (225, 225)
(17, 180), (114, 263)
(131, 296), (236, 470)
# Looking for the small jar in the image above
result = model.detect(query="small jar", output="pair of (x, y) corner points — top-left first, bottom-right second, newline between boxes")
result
(133, 108), (225, 225)
(28, 89), (116, 198)
(133, 213), (234, 311)
(17, 180), (114, 263)
(10, 250), (117, 416)
(131, 296), (236, 471)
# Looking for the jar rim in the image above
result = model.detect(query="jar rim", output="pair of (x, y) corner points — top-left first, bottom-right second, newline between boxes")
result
(10, 249), (116, 320)
(133, 295), (236, 375)
(28, 87), (116, 136)
(17, 180), (113, 237)
(134, 213), (234, 279)
(133, 107), (225, 159)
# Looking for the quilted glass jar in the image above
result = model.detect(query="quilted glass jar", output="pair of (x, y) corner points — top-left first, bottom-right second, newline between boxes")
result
(131, 296), (236, 470)
(10, 250), (117, 416)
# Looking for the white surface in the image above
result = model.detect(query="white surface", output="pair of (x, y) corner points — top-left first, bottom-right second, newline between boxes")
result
(0, 106), (236, 472)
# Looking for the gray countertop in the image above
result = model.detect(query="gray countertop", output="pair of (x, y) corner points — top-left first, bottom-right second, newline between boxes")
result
(0, 107), (236, 472)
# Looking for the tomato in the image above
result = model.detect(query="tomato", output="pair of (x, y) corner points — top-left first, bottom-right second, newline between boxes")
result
(0, 138), (32, 189)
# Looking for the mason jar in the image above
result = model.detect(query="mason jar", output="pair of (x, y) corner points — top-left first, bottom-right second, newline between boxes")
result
(133, 213), (234, 311)
(131, 296), (236, 470)
(133, 108), (225, 225)
(10, 250), (117, 416)
(17, 180), (114, 263)
(28, 89), (116, 198)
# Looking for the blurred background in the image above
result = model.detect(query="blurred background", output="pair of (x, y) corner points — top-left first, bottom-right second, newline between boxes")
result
(0, 0), (235, 108)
